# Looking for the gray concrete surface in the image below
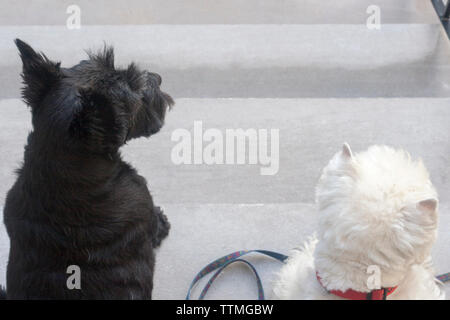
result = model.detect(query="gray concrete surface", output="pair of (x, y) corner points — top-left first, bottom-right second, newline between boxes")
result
(0, 0), (440, 25)
(0, 0), (449, 299)
(1, 98), (449, 206)
(1, 24), (450, 98)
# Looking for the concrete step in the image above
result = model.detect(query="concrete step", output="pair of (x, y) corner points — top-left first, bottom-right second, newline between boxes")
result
(153, 202), (317, 300)
(0, 0), (440, 25)
(1, 23), (450, 98)
(153, 202), (450, 299)
(1, 97), (449, 206)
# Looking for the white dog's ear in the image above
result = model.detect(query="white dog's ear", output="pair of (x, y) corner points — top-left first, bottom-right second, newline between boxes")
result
(417, 199), (438, 216)
(341, 143), (353, 160)
(327, 142), (355, 172)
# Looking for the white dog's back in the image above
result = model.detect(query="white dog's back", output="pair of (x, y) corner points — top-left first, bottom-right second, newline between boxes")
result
(272, 236), (444, 299)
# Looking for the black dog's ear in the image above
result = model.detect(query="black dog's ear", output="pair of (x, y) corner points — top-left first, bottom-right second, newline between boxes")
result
(15, 39), (61, 107)
(70, 88), (127, 154)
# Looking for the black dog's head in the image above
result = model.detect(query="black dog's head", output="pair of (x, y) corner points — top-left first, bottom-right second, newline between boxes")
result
(15, 38), (173, 155)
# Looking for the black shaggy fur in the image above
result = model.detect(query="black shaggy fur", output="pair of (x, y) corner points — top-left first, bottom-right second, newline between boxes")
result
(2, 39), (174, 299)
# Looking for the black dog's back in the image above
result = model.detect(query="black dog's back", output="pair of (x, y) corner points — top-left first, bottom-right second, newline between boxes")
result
(5, 154), (157, 299)
(3, 39), (172, 299)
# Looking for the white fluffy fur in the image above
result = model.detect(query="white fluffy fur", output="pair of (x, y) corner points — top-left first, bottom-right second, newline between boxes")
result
(272, 144), (444, 300)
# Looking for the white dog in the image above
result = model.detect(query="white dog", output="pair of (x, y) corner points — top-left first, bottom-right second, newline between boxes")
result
(272, 144), (444, 300)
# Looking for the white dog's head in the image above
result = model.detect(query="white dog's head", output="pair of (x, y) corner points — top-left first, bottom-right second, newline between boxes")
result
(315, 144), (438, 285)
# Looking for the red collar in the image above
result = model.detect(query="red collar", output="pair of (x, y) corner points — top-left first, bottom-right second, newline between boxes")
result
(316, 272), (397, 300)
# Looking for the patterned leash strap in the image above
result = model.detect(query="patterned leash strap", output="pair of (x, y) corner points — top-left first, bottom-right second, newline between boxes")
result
(186, 250), (289, 300)
(186, 249), (449, 300)
(437, 272), (450, 283)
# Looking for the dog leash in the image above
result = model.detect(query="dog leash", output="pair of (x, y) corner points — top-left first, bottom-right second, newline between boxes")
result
(186, 250), (288, 300)
(186, 250), (449, 300)
(437, 272), (450, 283)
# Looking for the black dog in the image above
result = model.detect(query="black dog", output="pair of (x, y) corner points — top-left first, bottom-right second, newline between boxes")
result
(2, 39), (173, 299)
